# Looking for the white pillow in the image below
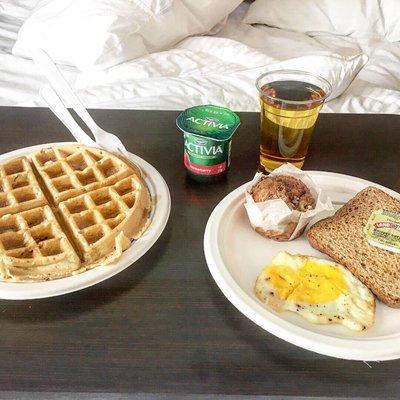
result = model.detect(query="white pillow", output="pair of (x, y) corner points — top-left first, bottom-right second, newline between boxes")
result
(12, 0), (242, 71)
(380, 0), (400, 42)
(243, 0), (400, 42)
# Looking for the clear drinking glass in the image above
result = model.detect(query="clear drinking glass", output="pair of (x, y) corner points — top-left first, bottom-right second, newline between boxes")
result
(255, 70), (332, 172)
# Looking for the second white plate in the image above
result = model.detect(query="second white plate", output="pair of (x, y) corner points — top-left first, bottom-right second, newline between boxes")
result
(204, 171), (400, 361)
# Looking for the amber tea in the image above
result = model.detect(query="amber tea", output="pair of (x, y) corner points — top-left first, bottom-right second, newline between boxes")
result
(256, 71), (331, 172)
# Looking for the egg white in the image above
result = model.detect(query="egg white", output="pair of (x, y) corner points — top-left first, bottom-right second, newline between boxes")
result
(255, 251), (375, 331)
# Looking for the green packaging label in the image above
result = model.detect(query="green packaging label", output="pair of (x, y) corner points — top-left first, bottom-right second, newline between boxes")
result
(364, 208), (400, 253)
(176, 105), (240, 179)
(183, 133), (231, 175)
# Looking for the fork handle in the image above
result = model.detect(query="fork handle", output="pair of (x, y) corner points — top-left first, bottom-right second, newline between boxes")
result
(40, 86), (97, 147)
(33, 49), (101, 137)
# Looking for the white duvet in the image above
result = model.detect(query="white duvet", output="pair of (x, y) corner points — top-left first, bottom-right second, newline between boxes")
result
(1, 1), (400, 114)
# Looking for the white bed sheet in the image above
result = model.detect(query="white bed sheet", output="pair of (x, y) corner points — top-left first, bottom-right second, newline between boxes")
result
(1, 1), (399, 113)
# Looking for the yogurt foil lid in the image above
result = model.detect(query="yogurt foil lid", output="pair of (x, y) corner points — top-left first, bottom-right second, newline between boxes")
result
(176, 105), (240, 141)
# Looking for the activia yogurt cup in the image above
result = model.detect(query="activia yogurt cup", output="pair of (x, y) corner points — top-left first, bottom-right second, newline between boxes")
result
(176, 105), (240, 183)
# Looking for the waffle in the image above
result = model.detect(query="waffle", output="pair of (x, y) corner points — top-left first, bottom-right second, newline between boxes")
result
(58, 175), (150, 265)
(0, 145), (151, 282)
(31, 145), (134, 204)
(0, 206), (81, 281)
(0, 157), (47, 217)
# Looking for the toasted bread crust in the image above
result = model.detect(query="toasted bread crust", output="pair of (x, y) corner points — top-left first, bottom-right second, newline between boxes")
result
(307, 186), (400, 307)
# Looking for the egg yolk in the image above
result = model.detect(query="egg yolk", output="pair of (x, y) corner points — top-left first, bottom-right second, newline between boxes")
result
(266, 261), (348, 304)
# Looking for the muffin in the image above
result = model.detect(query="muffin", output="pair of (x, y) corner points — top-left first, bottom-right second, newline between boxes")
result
(250, 175), (315, 211)
(249, 175), (316, 241)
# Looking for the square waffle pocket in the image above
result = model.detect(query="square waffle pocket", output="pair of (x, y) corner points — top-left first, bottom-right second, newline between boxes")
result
(0, 145), (151, 282)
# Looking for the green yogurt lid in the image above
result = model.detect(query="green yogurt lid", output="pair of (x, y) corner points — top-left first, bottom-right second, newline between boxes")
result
(176, 104), (240, 141)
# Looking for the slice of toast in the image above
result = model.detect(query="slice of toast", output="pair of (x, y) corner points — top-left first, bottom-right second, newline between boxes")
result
(307, 186), (400, 307)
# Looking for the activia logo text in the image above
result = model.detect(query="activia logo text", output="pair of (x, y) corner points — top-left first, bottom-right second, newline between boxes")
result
(185, 139), (223, 156)
(186, 116), (229, 129)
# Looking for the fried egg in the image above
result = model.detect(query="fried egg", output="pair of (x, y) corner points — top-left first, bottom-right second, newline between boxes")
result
(255, 251), (375, 331)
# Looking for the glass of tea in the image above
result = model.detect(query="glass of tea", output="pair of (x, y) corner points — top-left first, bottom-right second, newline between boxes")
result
(256, 70), (331, 172)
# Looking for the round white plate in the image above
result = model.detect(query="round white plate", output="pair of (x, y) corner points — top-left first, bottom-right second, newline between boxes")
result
(204, 171), (400, 361)
(0, 142), (170, 300)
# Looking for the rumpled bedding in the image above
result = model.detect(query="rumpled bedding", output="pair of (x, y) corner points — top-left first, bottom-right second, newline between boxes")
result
(1, 1), (399, 113)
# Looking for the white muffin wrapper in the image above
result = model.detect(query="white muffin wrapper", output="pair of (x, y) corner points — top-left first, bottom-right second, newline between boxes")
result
(244, 164), (334, 240)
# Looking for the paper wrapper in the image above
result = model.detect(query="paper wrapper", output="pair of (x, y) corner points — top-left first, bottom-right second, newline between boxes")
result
(244, 164), (334, 241)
